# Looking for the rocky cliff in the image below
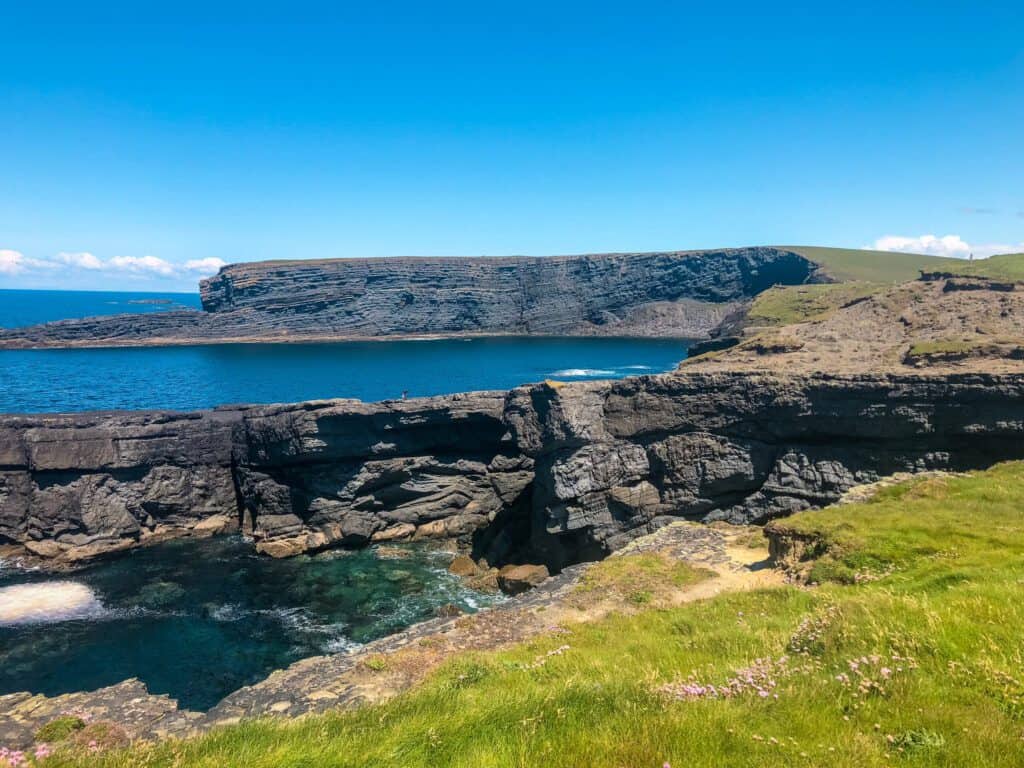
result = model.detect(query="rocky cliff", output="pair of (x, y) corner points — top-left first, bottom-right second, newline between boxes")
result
(0, 248), (818, 348)
(4, 371), (1023, 570)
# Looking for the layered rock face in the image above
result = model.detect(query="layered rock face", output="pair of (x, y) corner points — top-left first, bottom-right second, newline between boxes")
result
(197, 248), (816, 336)
(3, 371), (1024, 569)
(0, 248), (818, 348)
(508, 373), (1024, 562)
(0, 410), (240, 563)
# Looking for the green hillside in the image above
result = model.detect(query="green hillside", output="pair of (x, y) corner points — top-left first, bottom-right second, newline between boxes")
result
(945, 252), (1024, 281)
(779, 245), (964, 283)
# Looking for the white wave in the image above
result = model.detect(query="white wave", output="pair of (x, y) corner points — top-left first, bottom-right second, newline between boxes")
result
(325, 636), (362, 653)
(548, 368), (617, 377)
(210, 603), (249, 622)
(0, 581), (106, 626)
(621, 365), (653, 370)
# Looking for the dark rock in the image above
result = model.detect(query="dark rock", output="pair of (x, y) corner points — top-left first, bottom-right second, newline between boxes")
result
(686, 336), (741, 357)
(3, 372), (1024, 572)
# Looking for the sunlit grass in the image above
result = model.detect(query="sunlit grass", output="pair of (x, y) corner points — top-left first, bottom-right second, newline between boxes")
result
(746, 282), (883, 327)
(781, 246), (963, 283)
(41, 463), (1024, 767)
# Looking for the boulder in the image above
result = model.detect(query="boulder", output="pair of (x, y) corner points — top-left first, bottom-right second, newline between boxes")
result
(497, 564), (550, 595)
(447, 554), (479, 577)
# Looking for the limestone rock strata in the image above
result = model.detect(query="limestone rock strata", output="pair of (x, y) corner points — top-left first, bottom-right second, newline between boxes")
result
(3, 372), (1024, 569)
(0, 248), (818, 348)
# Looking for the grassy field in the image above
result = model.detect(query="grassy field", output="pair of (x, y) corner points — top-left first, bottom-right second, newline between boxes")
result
(745, 282), (883, 326)
(780, 246), (963, 283)
(783, 246), (1024, 285)
(31, 462), (1024, 767)
(943, 252), (1024, 281)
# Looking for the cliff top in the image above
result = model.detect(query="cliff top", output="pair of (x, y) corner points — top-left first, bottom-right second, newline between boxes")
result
(204, 245), (968, 283)
(685, 273), (1024, 375)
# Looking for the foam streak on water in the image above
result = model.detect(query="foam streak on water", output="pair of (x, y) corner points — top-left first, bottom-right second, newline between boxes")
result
(0, 582), (105, 625)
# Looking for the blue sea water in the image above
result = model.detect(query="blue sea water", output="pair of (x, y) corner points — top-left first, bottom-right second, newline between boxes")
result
(0, 291), (691, 413)
(0, 288), (202, 328)
(0, 337), (689, 413)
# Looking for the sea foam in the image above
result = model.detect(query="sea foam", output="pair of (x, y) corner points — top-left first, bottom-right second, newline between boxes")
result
(0, 581), (105, 625)
(549, 368), (617, 377)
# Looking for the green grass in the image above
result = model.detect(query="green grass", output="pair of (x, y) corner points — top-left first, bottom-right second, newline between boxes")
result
(746, 282), (883, 326)
(780, 246), (964, 283)
(904, 337), (1024, 364)
(782, 246), (1024, 285)
(906, 340), (981, 357)
(34, 716), (85, 743)
(41, 463), (1024, 767)
(942, 253), (1024, 281)
(573, 551), (708, 604)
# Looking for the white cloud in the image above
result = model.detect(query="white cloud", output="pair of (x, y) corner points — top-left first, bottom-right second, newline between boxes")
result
(0, 249), (26, 275)
(57, 251), (104, 270)
(183, 257), (227, 275)
(0, 248), (230, 283)
(107, 255), (178, 276)
(869, 234), (1023, 260)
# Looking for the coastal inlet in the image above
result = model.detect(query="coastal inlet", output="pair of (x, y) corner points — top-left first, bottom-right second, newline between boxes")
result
(0, 336), (690, 413)
(0, 536), (502, 711)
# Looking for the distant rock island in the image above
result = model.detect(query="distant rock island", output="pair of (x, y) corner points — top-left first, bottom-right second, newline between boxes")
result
(0, 248), (819, 348)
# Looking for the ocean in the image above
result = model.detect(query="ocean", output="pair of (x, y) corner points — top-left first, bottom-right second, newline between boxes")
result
(0, 290), (691, 413)
(0, 288), (202, 328)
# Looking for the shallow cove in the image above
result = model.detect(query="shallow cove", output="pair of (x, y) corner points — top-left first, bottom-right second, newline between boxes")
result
(0, 536), (501, 711)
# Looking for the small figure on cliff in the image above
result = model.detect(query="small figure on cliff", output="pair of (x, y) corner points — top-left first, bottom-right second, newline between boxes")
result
(401, 390), (408, 400)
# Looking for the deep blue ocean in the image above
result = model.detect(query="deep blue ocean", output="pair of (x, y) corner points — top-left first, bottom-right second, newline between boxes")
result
(0, 289), (690, 413)
(0, 288), (202, 328)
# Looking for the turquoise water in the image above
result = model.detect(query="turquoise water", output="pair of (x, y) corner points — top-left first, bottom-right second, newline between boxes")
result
(0, 537), (500, 710)
(0, 289), (201, 328)
(0, 336), (689, 413)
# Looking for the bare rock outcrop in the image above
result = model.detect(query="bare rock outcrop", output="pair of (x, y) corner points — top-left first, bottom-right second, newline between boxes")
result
(3, 370), (1024, 571)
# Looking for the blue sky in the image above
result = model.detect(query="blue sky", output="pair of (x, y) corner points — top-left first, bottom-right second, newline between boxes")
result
(2, 1), (1022, 291)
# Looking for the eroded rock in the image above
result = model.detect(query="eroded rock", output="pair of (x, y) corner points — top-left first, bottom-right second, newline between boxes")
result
(497, 564), (550, 594)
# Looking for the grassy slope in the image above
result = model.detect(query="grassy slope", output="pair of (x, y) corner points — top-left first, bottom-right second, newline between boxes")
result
(944, 252), (1024, 281)
(42, 463), (1024, 767)
(745, 282), (883, 327)
(780, 246), (964, 283)
(748, 249), (1024, 328)
(742, 247), (958, 328)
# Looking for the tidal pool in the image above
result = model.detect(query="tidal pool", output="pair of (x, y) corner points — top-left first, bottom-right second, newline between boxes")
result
(0, 536), (499, 710)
